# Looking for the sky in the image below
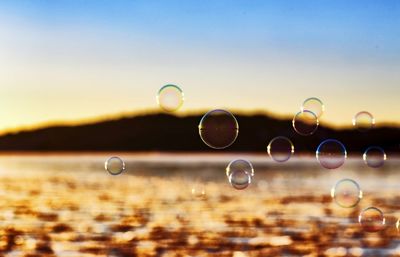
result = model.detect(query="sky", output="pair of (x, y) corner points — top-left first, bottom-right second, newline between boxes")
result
(0, 0), (399, 132)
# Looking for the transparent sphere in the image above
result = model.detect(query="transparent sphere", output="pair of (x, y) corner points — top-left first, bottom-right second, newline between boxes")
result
(331, 179), (362, 208)
(226, 159), (254, 178)
(229, 170), (251, 190)
(191, 183), (206, 200)
(105, 156), (126, 175)
(157, 84), (184, 112)
(316, 139), (347, 169)
(292, 110), (319, 136)
(358, 207), (386, 233)
(301, 97), (324, 118)
(352, 111), (375, 131)
(363, 146), (386, 168)
(198, 109), (239, 149)
(267, 136), (294, 162)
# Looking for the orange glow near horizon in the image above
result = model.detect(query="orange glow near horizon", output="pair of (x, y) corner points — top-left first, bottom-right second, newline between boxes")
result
(0, 107), (399, 137)
(0, 2), (399, 133)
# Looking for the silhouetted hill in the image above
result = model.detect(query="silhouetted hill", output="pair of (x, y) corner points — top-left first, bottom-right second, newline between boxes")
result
(0, 113), (398, 153)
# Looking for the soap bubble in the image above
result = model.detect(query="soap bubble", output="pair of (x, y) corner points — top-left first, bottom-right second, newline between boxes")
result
(105, 156), (125, 175)
(331, 179), (362, 208)
(292, 110), (319, 136)
(229, 170), (251, 190)
(267, 136), (294, 162)
(157, 84), (184, 112)
(301, 97), (324, 118)
(191, 183), (206, 200)
(352, 111), (375, 131)
(226, 159), (254, 178)
(316, 139), (347, 169)
(358, 207), (386, 232)
(198, 109), (239, 149)
(363, 146), (386, 168)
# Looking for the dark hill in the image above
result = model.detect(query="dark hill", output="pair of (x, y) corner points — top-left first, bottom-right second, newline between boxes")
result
(0, 113), (398, 153)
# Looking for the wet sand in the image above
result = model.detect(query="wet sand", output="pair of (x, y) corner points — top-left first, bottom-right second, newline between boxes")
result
(0, 154), (399, 256)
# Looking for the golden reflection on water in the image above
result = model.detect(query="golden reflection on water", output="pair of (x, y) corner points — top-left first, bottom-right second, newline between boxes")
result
(0, 154), (399, 256)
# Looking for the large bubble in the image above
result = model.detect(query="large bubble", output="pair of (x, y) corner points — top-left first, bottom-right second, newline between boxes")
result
(267, 136), (294, 162)
(198, 109), (239, 149)
(331, 179), (362, 208)
(316, 139), (347, 169)
(352, 111), (375, 131)
(363, 146), (386, 168)
(157, 84), (184, 112)
(358, 207), (386, 233)
(301, 97), (324, 118)
(292, 110), (319, 136)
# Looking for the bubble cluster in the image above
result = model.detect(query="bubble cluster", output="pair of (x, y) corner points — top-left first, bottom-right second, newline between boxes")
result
(352, 111), (375, 131)
(226, 159), (254, 178)
(229, 170), (251, 190)
(363, 146), (386, 168)
(198, 109), (239, 149)
(301, 97), (324, 118)
(292, 110), (319, 136)
(267, 136), (294, 162)
(105, 156), (126, 175)
(358, 207), (386, 232)
(316, 139), (347, 169)
(331, 179), (362, 208)
(105, 90), (394, 237)
(157, 84), (184, 112)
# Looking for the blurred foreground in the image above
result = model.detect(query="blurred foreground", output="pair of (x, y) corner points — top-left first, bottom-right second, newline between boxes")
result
(0, 153), (399, 257)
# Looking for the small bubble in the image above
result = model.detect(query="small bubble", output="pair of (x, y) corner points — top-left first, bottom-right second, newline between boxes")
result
(229, 170), (251, 190)
(157, 84), (184, 112)
(363, 146), (386, 168)
(301, 97), (324, 118)
(105, 156), (125, 175)
(316, 139), (347, 169)
(292, 110), (319, 136)
(352, 111), (375, 131)
(331, 179), (362, 208)
(226, 159), (254, 178)
(358, 207), (385, 232)
(191, 183), (206, 200)
(267, 136), (294, 162)
(198, 109), (239, 149)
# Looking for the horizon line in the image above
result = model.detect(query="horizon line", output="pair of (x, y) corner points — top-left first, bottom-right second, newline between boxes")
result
(1, 108), (399, 136)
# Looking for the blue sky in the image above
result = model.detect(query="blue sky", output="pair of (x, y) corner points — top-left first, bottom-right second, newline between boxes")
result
(0, 0), (399, 130)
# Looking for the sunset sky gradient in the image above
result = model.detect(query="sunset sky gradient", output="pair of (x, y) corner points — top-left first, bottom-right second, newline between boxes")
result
(0, 0), (399, 132)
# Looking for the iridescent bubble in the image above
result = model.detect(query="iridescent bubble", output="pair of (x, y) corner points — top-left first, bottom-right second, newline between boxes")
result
(301, 97), (324, 118)
(292, 110), (319, 136)
(157, 84), (184, 112)
(363, 146), (386, 168)
(191, 183), (206, 200)
(352, 111), (375, 131)
(105, 156), (125, 175)
(229, 170), (251, 190)
(226, 159), (254, 178)
(198, 109), (239, 149)
(358, 207), (386, 233)
(267, 136), (294, 162)
(316, 139), (347, 169)
(331, 179), (362, 208)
